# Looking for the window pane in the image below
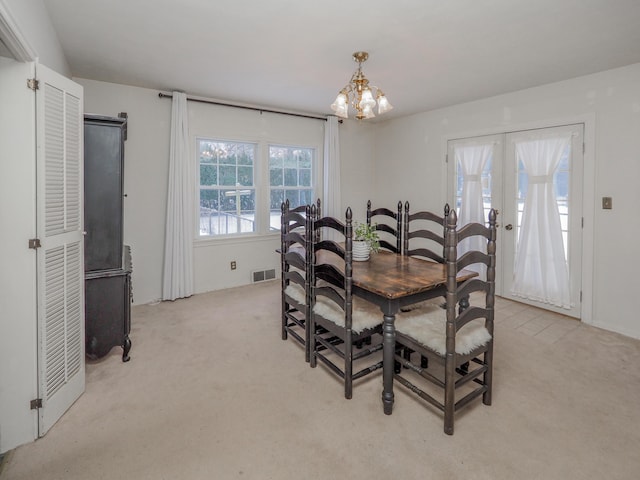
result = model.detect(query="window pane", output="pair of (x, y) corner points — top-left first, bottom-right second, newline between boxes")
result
(200, 165), (217, 186)
(299, 189), (313, 205)
(285, 190), (299, 206)
(199, 141), (219, 164)
(298, 150), (311, 168)
(284, 168), (298, 186)
(555, 171), (569, 200)
(219, 165), (237, 186)
(284, 153), (297, 168)
(270, 189), (284, 210)
(238, 146), (253, 166)
(270, 167), (283, 187)
(200, 189), (219, 209)
(269, 155), (283, 169)
(299, 169), (311, 187)
(237, 166), (253, 186)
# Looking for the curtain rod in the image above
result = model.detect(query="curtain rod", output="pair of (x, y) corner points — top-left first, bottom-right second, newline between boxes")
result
(158, 92), (328, 121)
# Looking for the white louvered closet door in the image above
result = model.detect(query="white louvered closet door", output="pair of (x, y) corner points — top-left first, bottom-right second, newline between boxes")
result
(35, 63), (85, 436)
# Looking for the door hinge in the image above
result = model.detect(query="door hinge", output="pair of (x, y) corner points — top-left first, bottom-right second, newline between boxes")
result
(445, 153), (449, 163)
(28, 238), (41, 249)
(27, 78), (39, 91)
(580, 290), (583, 303)
(30, 398), (43, 410)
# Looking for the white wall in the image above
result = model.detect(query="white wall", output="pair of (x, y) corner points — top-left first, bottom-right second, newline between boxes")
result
(373, 63), (640, 339)
(76, 79), (375, 304)
(335, 119), (378, 222)
(77, 79), (171, 305)
(188, 100), (325, 294)
(77, 63), (640, 340)
(0, 0), (69, 75)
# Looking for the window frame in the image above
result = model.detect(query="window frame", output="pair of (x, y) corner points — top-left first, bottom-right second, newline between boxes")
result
(268, 143), (316, 232)
(196, 136), (318, 240)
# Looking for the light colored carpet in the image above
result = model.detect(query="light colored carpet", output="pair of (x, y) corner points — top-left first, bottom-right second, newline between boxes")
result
(2, 280), (640, 480)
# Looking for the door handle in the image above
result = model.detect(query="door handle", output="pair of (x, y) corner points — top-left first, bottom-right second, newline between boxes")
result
(505, 224), (513, 230)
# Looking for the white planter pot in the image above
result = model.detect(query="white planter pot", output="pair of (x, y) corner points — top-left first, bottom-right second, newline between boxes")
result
(353, 240), (371, 261)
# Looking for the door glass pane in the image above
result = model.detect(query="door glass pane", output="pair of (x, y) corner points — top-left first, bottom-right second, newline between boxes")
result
(515, 144), (570, 261)
(455, 146), (494, 221)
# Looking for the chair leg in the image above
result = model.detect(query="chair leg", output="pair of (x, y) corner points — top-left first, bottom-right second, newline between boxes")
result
(403, 347), (412, 368)
(304, 314), (311, 363)
(483, 348), (494, 406)
(345, 332), (353, 399)
(282, 303), (288, 340)
(444, 353), (455, 435)
(309, 320), (317, 368)
(394, 345), (404, 374)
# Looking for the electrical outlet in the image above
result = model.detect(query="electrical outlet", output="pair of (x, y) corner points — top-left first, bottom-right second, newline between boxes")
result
(230, 261), (237, 270)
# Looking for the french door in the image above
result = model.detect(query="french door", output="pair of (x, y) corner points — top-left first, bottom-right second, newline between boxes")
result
(448, 124), (584, 318)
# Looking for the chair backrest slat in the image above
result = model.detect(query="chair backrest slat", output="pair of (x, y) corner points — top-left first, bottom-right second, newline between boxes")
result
(403, 201), (449, 262)
(366, 200), (402, 254)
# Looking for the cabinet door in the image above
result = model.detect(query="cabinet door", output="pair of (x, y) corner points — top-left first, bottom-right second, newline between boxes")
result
(84, 116), (125, 271)
(35, 63), (85, 437)
(85, 273), (128, 359)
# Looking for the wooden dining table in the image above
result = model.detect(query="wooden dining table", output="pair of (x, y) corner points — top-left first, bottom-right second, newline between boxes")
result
(341, 250), (477, 415)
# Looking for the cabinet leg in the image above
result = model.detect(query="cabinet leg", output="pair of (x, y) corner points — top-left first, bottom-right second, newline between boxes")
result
(122, 335), (131, 362)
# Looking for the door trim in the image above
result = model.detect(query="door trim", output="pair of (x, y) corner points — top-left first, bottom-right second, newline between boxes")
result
(0, 0), (37, 61)
(443, 113), (595, 324)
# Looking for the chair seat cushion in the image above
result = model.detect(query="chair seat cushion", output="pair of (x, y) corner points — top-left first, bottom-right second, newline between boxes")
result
(396, 305), (492, 356)
(284, 284), (306, 305)
(313, 297), (382, 334)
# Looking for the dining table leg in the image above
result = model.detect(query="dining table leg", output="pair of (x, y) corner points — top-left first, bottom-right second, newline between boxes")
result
(382, 311), (396, 415)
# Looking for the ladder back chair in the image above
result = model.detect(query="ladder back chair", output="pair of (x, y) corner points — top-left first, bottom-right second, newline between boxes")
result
(399, 202), (450, 367)
(309, 205), (384, 399)
(366, 200), (403, 254)
(280, 199), (320, 362)
(394, 208), (497, 435)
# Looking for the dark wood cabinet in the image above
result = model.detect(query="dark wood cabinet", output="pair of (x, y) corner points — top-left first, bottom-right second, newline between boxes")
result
(84, 114), (132, 361)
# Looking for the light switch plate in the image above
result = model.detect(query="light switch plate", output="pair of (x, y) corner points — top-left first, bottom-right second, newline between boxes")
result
(602, 197), (612, 209)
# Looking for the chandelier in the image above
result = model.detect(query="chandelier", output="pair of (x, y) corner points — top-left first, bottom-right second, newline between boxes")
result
(331, 51), (393, 120)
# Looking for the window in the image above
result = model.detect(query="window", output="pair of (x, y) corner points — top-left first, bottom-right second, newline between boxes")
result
(269, 145), (314, 230)
(198, 139), (256, 236)
(198, 139), (316, 237)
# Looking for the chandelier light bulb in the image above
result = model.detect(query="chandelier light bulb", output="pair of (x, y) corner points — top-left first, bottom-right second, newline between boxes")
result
(377, 93), (393, 114)
(331, 52), (392, 120)
(331, 91), (349, 118)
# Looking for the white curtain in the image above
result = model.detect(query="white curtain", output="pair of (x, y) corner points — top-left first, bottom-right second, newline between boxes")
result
(323, 116), (340, 219)
(511, 135), (571, 308)
(162, 92), (194, 301)
(455, 143), (492, 272)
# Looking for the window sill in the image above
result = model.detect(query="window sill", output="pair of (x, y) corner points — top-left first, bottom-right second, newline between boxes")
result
(194, 232), (280, 248)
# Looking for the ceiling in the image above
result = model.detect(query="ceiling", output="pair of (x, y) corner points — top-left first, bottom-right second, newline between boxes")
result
(42, 0), (640, 121)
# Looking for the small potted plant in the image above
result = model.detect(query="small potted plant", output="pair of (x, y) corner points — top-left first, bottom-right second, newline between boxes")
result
(353, 222), (380, 261)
